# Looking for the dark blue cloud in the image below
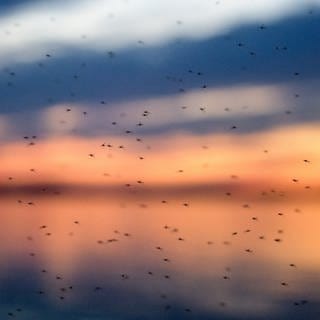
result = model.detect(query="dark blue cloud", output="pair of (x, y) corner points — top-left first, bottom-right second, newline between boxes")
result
(1, 9), (320, 140)
(1, 10), (320, 116)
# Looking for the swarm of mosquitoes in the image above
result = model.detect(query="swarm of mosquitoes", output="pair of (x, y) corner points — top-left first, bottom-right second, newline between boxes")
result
(1, 4), (317, 319)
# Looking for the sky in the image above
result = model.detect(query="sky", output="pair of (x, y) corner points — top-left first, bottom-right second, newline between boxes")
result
(0, 0), (320, 139)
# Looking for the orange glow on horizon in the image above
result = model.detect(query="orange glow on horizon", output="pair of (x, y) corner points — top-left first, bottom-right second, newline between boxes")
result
(0, 124), (319, 191)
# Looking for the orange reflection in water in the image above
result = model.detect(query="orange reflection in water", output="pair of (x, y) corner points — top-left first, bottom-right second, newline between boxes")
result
(0, 193), (319, 317)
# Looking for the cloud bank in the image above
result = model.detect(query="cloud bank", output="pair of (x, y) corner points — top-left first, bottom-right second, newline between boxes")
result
(0, 0), (319, 66)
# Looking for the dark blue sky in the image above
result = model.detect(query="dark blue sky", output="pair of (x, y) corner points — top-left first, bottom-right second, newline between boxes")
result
(1, 10), (320, 112)
(1, 6), (319, 138)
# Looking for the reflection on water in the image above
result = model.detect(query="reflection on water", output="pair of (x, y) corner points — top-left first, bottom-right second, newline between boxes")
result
(0, 190), (319, 319)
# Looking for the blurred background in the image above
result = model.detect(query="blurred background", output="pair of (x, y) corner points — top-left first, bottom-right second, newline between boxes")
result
(0, 0), (320, 319)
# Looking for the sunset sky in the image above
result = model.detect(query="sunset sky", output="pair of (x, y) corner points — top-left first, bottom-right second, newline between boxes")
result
(0, 1), (320, 319)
